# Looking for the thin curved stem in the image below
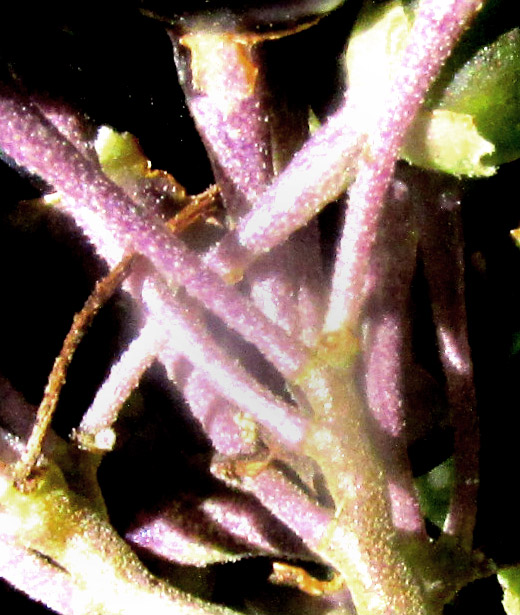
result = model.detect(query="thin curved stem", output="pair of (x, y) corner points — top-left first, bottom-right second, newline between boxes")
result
(13, 254), (136, 490)
(417, 173), (479, 551)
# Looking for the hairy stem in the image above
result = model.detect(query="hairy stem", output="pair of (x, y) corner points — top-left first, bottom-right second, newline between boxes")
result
(325, 0), (484, 333)
(295, 360), (428, 615)
(13, 254), (136, 489)
(1, 438), (241, 615)
(0, 85), (309, 380)
(206, 95), (363, 280)
(363, 176), (425, 538)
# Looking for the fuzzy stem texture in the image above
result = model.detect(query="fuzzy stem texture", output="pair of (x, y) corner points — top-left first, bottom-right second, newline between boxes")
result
(325, 0), (484, 334)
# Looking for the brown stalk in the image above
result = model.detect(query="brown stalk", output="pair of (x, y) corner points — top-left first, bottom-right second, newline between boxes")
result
(14, 253), (138, 491)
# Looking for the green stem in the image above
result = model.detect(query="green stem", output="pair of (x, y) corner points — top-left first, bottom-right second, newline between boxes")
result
(294, 342), (429, 615)
(1, 452), (240, 615)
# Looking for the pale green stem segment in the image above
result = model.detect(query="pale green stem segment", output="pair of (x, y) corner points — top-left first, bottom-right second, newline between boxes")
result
(293, 333), (428, 615)
(1, 455), (240, 615)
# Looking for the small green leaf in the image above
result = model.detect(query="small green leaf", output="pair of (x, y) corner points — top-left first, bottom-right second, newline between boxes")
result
(95, 125), (155, 182)
(510, 331), (520, 356)
(346, 0), (520, 176)
(429, 27), (520, 169)
(94, 125), (187, 204)
(402, 109), (496, 177)
(415, 457), (453, 529)
(499, 567), (520, 615)
(511, 228), (520, 249)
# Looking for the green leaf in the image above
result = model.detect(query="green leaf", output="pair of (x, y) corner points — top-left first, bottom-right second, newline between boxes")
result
(499, 567), (520, 615)
(95, 125), (152, 179)
(94, 125), (187, 204)
(346, 0), (520, 176)
(429, 27), (520, 169)
(415, 457), (453, 529)
(402, 109), (496, 177)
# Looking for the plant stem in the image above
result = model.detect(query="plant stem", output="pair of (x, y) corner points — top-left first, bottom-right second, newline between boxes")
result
(1, 444), (242, 615)
(417, 173), (478, 550)
(170, 30), (274, 218)
(0, 87), (309, 380)
(325, 0), (484, 334)
(363, 175), (425, 538)
(206, 95), (363, 280)
(172, 26), (327, 342)
(74, 317), (163, 451)
(13, 253), (136, 490)
(295, 361), (428, 615)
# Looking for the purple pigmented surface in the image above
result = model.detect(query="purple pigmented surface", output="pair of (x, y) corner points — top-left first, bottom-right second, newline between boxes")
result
(0, 1), (489, 613)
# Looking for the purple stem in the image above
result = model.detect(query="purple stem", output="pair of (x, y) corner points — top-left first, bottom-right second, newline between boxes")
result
(416, 173), (478, 551)
(126, 489), (313, 566)
(247, 223), (327, 343)
(180, 367), (261, 457)
(0, 86), (309, 381)
(170, 31), (274, 218)
(188, 94), (272, 215)
(154, 350), (336, 572)
(157, 349), (336, 567)
(363, 176), (425, 538)
(155, 351), (337, 569)
(33, 95), (98, 163)
(325, 0), (484, 333)
(75, 317), (163, 449)
(73, 259), (307, 451)
(143, 277), (307, 448)
(247, 243), (302, 338)
(0, 90), (309, 451)
(293, 222), (328, 346)
(172, 29), (326, 343)
(206, 95), (363, 280)
(213, 463), (333, 553)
